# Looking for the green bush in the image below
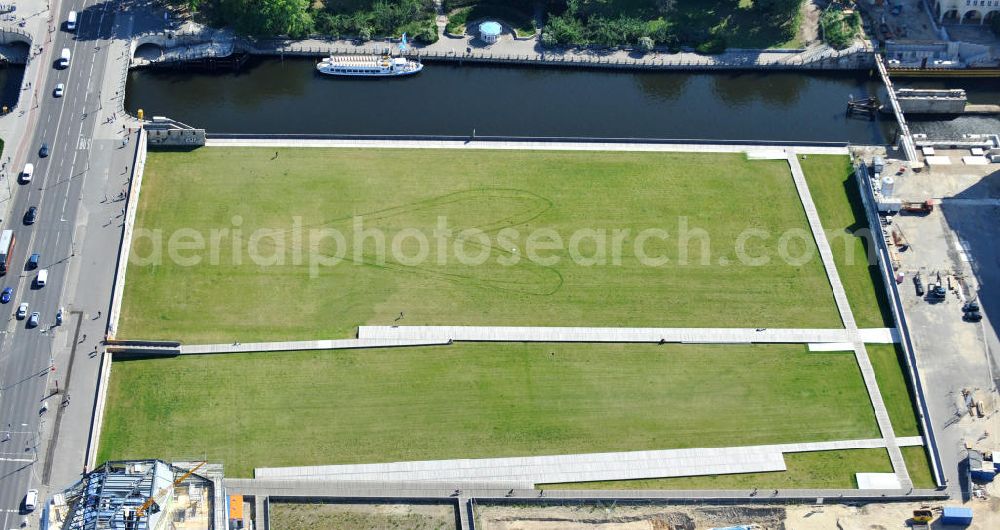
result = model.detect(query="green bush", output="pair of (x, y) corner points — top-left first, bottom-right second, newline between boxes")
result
(820, 8), (860, 49)
(545, 13), (586, 45)
(695, 36), (726, 55)
(445, 6), (471, 34)
(399, 18), (438, 43)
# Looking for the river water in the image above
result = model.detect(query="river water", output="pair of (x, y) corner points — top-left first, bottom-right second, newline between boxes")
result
(124, 57), (892, 143)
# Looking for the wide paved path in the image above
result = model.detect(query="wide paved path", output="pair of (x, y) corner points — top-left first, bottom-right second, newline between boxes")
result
(207, 137), (850, 155)
(358, 325), (897, 344)
(254, 437), (925, 487)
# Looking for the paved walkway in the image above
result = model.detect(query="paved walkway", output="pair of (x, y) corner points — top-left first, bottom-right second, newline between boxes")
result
(206, 137), (851, 155)
(226, 477), (948, 503)
(254, 437), (924, 487)
(786, 151), (911, 489)
(179, 337), (449, 355)
(358, 325), (897, 344)
(242, 35), (871, 71)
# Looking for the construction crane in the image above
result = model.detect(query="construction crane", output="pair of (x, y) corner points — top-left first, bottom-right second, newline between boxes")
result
(134, 461), (207, 520)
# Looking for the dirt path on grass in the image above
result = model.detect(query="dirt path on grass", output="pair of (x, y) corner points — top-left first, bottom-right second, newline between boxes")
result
(798, 0), (823, 47)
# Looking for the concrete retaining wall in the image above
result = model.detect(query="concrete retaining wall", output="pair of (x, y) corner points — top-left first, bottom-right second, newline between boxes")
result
(896, 89), (967, 114)
(147, 127), (206, 146)
(207, 132), (852, 148)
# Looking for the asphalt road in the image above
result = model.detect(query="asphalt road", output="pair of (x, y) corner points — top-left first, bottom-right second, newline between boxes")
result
(0, 0), (120, 524)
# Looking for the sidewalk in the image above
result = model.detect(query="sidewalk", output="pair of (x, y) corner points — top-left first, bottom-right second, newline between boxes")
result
(40, 11), (144, 490)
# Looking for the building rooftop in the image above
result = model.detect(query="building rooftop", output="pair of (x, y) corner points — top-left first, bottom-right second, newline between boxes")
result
(479, 21), (502, 36)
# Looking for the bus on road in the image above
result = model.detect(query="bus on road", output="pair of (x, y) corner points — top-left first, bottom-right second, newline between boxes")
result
(0, 230), (15, 275)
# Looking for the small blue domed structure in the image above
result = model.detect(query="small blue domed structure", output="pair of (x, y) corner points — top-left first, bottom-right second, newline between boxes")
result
(479, 21), (502, 44)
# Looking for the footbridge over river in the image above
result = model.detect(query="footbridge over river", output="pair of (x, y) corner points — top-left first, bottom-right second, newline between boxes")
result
(874, 54), (919, 163)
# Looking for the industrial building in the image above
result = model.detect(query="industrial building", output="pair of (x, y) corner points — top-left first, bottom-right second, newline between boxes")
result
(43, 460), (225, 530)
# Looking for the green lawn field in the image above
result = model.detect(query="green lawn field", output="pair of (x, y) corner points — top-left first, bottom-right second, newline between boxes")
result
(118, 147), (840, 343)
(97, 342), (879, 478)
(800, 155), (892, 329)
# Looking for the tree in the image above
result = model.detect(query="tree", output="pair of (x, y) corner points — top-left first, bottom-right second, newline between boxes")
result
(655, 0), (676, 16)
(637, 36), (654, 52)
(220, 0), (313, 37)
(541, 30), (559, 47)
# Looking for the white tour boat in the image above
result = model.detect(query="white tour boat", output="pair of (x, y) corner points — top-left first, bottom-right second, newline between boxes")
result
(316, 54), (423, 77)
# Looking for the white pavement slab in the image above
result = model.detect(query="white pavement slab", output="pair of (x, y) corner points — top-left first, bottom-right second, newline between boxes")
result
(255, 437), (924, 487)
(925, 155), (952, 166)
(746, 149), (789, 160)
(961, 156), (990, 165)
(858, 327), (898, 343)
(206, 138), (850, 156)
(856, 473), (902, 490)
(808, 342), (855, 352)
(358, 325), (899, 344)
(179, 338), (449, 354)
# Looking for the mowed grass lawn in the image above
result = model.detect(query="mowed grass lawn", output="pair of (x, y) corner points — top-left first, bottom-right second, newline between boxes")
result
(119, 148), (841, 343)
(800, 155), (892, 329)
(97, 343), (879, 477)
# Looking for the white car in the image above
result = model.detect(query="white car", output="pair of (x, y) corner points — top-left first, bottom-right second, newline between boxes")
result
(54, 83), (64, 97)
(16, 302), (27, 319)
(24, 489), (37, 512)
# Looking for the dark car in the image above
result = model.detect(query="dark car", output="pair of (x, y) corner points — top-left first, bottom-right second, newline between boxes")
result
(964, 311), (983, 323)
(39, 143), (49, 158)
(27, 253), (40, 270)
(23, 206), (37, 225)
(913, 275), (925, 297)
(0, 287), (11, 304)
(963, 301), (981, 313)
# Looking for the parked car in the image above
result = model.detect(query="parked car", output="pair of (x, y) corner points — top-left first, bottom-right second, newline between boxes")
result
(27, 311), (39, 328)
(23, 206), (37, 225)
(964, 311), (983, 323)
(53, 83), (64, 97)
(1, 287), (12, 304)
(24, 489), (37, 512)
(913, 274), (925, 296)
(963, 301), (980, 313)
(16, 302), (28, 319)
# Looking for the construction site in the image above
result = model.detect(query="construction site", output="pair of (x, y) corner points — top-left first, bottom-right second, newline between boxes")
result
(43, 461), (224, 530)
